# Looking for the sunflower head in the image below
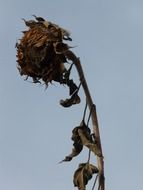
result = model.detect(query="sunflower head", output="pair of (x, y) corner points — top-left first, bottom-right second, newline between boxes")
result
(16, 16), (80, 106)
(16, 16), (71, 86)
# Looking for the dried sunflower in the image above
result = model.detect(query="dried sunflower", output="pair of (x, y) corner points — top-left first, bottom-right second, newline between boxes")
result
(16, 16), (80, 106)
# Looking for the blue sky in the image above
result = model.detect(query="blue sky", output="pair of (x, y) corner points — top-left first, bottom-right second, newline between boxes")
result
(0, 0), (143, 189)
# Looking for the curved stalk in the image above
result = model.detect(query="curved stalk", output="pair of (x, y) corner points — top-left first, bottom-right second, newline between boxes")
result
(65, 50), (105, 190)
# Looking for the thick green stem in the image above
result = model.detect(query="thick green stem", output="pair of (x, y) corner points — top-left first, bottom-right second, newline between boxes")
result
(65, 50), (105, 190)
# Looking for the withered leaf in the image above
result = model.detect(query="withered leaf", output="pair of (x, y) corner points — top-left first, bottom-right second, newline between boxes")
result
(78, 128), (102, 157)
(71, 120), (90, 142)
(59, 142), (83, 163)
(60, 93), (80, 107)
(60, 123), (86, 163)
(73, 163), (99, 190)
(71, 120), (102, 157)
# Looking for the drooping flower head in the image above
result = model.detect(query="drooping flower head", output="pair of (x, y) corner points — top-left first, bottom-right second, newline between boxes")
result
(16, 16), (72, 85)
(16, 16), (80, 106)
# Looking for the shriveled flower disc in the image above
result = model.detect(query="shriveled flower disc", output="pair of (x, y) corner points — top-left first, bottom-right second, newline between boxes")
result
(16, 16), (81, 107)
(16, 17), (71, 86)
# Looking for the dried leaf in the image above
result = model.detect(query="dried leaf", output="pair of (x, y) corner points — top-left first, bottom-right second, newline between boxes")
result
(59, 142), (83, 163)
(73, 163), (99, 190)
(71, 121), (90, 142)
(74, 164), (85, 190)
(72, 120), (102, 157)
(78, 128), (102, 157)
(60, 122), (86, 163)
(60, 93), (80, 107)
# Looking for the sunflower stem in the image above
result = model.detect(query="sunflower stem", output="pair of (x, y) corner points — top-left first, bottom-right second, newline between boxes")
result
(65, 50), (105, 190)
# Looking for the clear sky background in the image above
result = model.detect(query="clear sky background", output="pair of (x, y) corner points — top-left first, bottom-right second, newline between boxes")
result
(0, 0), (143, 189)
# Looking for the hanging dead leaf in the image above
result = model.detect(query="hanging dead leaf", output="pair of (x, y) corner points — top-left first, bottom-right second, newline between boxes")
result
(71, 120), (90, 142)
(73, 163), (99, 190)
(60, 122), (87, 162)
(60, 93), (80, 107)
(78, 128), (102, 157)
(72, 120), (102, 157)
(59, 142), (83, 163)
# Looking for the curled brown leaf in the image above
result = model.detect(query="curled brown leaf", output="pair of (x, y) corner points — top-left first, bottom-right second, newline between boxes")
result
(60, 93), (80, 107)
(73, 163), (99, 190)
(78, 129), (102, 157)
(72, 120), (102, 157)
(59, 142), (83, 163)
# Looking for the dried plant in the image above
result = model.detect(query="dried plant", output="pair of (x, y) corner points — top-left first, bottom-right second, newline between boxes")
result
(16, 16), (105, 190)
